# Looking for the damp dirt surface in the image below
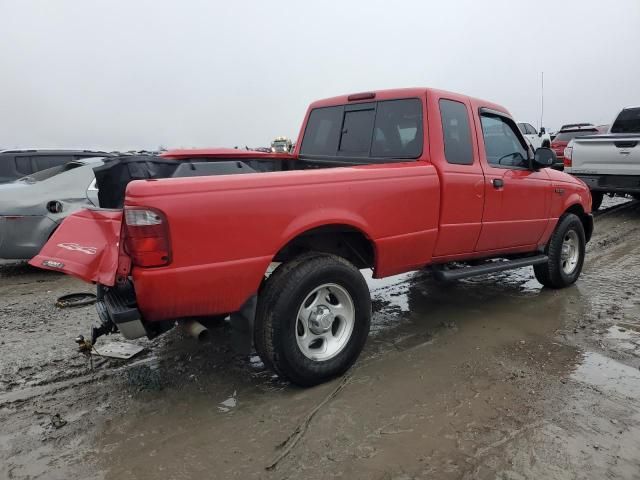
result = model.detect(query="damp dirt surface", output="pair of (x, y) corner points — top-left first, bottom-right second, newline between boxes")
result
(1, 197), (640, 480)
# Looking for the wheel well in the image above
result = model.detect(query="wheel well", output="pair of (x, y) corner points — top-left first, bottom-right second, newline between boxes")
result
(565, 204), (593, 242)
(273, 225), (375, 269)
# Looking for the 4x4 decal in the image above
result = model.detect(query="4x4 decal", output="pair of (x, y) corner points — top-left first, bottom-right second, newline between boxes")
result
(57, 243), (98, 255)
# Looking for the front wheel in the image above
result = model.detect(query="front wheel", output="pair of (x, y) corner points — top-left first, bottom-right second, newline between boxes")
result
(255, 254), (371, 387)
(534, 213), (586, 289)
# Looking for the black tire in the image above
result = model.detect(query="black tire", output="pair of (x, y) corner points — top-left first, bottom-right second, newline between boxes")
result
(591, 191), (603, 211)
(542, 139), (551, 148)
(534, 213), (585, 289)
(632, 194), (640, 201)
(255, 254), (371, 387)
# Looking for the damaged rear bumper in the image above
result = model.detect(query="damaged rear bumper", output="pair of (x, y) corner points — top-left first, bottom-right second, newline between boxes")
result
(96, 282), (147, 340)
(95, 282), (173, 341)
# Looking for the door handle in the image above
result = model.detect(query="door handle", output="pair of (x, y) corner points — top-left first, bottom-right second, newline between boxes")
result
(492, 178), (504, 189)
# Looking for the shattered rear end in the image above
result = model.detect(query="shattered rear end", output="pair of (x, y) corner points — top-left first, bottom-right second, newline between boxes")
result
(29, 208), (123, 286)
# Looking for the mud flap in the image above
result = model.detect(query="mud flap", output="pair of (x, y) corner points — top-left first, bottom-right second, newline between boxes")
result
(230, 295), (257, 355)
(29, 209), (123, 286)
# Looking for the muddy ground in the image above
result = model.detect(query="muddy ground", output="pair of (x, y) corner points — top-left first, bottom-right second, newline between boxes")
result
(1, 197), (639, 480)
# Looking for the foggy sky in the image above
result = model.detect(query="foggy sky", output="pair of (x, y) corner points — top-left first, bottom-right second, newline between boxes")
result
(1, 0), (638, 151)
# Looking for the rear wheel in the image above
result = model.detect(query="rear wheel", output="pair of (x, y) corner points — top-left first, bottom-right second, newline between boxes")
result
(534, 213), (585, 288)
(255, 254), (371, 386)
(591, 191), (603, 211)
(632, 194), (640, 201)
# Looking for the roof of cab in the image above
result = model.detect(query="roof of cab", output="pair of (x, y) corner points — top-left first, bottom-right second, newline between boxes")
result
(308, 87), (510, 115)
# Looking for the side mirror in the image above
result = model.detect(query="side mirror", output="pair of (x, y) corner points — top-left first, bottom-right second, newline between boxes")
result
(532, 147), (556, 169)
(539, 127), (546, 136)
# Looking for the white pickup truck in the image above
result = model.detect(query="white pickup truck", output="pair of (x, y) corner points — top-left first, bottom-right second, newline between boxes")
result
(565, 106), (640, 210)
(517, 122), (551, 149)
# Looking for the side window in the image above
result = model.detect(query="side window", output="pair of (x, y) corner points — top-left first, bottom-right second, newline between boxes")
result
(33, 156), (69, 171)
(300, 106), (343, 156)
(439, 99), (473, 165)
(517, 123), (527, 134)
(371, 99), (422, 158)
(339, 107), (375, 155)
(480, 114), (529, 168)
(15, 156), (33, 175)
(526, 123), (538, 135)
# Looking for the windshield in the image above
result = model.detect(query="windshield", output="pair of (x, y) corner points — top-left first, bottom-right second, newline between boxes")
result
(560, 123), (593, 130)
(611, 108), (640, 133)
(17, 161), (83, 183)
(553, 130), (598, 142)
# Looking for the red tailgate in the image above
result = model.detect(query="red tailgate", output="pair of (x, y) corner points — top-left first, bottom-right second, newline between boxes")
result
(29, 209), (123, 286)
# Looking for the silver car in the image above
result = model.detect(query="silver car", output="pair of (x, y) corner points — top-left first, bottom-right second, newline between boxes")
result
(0, 157), (104, 259)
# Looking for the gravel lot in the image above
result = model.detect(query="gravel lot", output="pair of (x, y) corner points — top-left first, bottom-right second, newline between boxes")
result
(1, 197), (639, 480)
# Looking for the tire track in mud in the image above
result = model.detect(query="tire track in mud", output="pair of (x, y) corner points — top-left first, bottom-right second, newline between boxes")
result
(484, 199), (640, 480)
(579, 200), (640, 344)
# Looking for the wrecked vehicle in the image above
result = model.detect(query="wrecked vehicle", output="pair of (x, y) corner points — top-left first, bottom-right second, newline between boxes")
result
(31, 88), (593, 386)
(0, 149), (111, 183)
(0, 157), (106, 259)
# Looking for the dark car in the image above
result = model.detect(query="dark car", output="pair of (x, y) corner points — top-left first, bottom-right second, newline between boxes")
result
(550, 126), (599, 169)
(0, 149), (111, 183)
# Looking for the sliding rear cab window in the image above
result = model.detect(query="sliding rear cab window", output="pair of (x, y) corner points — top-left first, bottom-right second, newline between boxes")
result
(300, 98), (423, 161)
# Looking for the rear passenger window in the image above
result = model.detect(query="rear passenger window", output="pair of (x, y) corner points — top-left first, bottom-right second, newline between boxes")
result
(439, 99), (473, 165)
(15, 156), (33, 174)
(33, 156), (68, 171)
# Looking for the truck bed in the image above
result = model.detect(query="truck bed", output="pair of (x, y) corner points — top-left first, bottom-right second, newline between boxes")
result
(567, 134), (640, 176)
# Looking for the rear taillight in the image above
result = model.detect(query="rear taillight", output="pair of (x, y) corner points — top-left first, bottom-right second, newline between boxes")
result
(563, 145), (573, 167)
(123, 207), (171, 267)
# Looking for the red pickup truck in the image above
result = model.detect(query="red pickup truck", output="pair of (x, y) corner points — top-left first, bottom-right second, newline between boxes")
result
(32, 88), (593, 386)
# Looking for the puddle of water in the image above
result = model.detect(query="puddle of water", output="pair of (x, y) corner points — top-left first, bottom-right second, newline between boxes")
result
(606, 324), (640, 339)
(364, 270), (414, 312)
(462, 267), (542, 294)
(218, 390), (237, 412)
(603, 325), (640, 352)
(572, 351), (640, 398)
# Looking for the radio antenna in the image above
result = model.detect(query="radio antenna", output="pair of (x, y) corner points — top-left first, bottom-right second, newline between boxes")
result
(540, 71), (544, 130)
